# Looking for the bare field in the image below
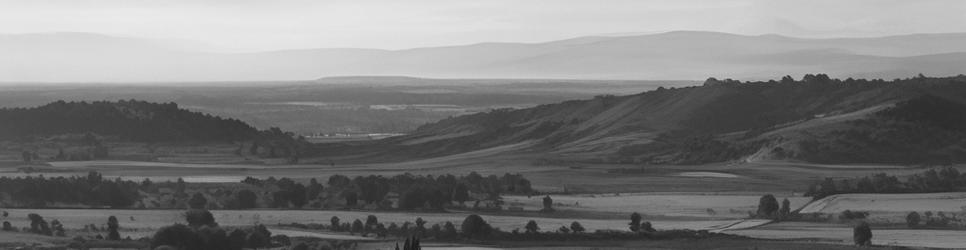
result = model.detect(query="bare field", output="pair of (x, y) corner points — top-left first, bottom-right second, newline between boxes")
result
(503, 194), (811, 219)
(731, 222), (966, 249)
(799, 192), (966, 214)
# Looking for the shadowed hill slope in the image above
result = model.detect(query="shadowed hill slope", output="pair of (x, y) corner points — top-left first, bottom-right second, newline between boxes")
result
(319, 75), (966, 165)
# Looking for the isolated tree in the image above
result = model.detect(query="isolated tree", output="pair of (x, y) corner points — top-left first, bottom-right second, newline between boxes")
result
(460, 214), (492, 238)
(27, 213), (51, 236)
(541, 195), (554, 212)
(366, 215), (379, 231)
(107, 216), (121, 240)
(414, 217), (427, 236)
(629, 212), (642, 232)
(351, 219), (365, 235)
(558, 225), (571, 233)
(570, 221), (585, 233)
(330, 216), (341, 231)
(779, 198), (792, 218)
(2, 221), (13, 231)
(757, 194), (780, 218)
(524, 220), (539, 234)
(906, 212), (921, 228)
(853, 221), (872, 246)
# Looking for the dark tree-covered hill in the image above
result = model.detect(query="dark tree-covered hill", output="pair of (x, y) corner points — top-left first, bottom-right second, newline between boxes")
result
(0, 100), (258, 142)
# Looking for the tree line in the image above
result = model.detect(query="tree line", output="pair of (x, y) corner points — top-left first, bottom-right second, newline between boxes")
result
(0, 172), (139, 208)
(805, 167), (966, 200)
(240, 171), (533, 210)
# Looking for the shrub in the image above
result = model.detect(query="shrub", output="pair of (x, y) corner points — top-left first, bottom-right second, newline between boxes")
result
(641, 221), (655, 232)
(839, 210), (869, 221)
(152, 224), (204, 250)
(570, 221), (585, 233)
(227, 229), (247, 250)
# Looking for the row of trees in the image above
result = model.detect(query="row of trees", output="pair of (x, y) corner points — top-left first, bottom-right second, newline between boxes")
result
(805, 167), (966, 200)
(239, 171), (532, 210)
(312, 212), (659, 241)
(0, 172), (140, 208)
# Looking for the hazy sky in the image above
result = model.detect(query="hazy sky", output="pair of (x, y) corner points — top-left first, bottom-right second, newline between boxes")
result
(2, 0), (965, 51)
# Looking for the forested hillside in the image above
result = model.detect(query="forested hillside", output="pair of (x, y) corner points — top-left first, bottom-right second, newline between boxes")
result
(322, 74), (966, 165)
(0, 100), (258, 142)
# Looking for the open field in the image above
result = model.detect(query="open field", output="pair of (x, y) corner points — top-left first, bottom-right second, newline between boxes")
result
(503, 194), (811, 219)
(730, 222), (966, 249)
(800, 192), (966, 214)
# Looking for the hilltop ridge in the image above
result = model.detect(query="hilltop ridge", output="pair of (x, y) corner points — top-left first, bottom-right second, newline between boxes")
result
(320, 74), (966, 165)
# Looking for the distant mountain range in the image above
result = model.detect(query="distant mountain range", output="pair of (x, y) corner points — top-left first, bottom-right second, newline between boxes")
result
(3, 31), (966, 82)
(323, 75), (966, 165)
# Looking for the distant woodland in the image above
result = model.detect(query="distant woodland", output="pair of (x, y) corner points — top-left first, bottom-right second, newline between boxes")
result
(0, 100), (258, 142)
(0, 171), (532, 210)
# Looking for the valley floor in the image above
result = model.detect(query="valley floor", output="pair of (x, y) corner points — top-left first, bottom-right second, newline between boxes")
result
(1, 148), (964, 249)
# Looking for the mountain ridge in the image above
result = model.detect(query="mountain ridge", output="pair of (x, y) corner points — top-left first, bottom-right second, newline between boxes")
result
(6, 31), (966, 82)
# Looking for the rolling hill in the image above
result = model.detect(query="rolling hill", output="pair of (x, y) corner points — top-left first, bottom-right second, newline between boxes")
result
(6, 31), (966, 82)
(320, 75), (966, 165)
(0, 100), (258, 142)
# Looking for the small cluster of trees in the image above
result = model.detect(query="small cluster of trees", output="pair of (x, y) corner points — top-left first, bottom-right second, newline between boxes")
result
(806, 167), (966, 200)
(906, 211), (961, 228)
(0, 171), (139, 208)
(2, 213), (67, 237)
(753, 194), (793, 219)
(151, 209), (275, 250)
